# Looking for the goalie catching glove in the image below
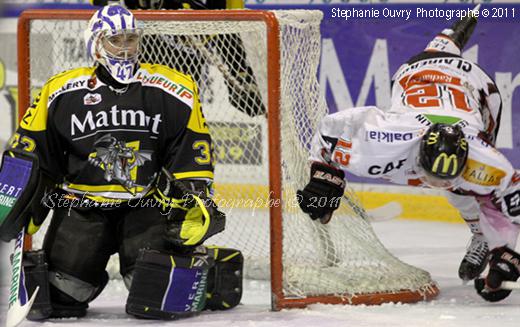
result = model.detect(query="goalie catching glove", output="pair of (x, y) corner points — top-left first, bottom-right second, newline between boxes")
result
(474, 246), (520, 302)
(297, 162), (345, 224)
(155, 168), (225, 247)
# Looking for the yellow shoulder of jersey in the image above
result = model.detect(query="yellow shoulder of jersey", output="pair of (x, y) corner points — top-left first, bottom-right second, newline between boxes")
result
(45, 67), (96, 95)
(138, 64), (207, 133)
(20, 67), (95, 131)
(139, 63), (196, 94)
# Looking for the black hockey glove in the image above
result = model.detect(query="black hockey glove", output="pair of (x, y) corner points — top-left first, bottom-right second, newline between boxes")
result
(474, 246), (520, 302)
(297, 162), (345, 224)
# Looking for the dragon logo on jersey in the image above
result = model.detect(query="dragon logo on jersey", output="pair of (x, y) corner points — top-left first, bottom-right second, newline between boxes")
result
(87, 134), (153, 194)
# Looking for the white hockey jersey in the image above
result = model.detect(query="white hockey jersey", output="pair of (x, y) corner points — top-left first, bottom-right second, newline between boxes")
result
(311, 44), (511, 197)
(310, 38), (518, 248)
(310, 106), (514, 197)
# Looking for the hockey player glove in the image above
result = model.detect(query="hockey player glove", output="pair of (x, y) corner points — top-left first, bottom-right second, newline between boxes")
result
(155, 168), (226, 247)
(474, 246), (520, 302)
(297, 162), (345, 224)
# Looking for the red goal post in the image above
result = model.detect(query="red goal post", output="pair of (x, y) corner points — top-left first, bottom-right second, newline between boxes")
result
(17, 9), (439, 310)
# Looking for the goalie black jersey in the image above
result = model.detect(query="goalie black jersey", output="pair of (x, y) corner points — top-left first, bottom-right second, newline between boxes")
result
(8, 64), (213, 201)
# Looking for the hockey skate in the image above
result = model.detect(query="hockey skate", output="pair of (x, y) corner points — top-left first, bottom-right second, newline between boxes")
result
(458, 234), (489, 282)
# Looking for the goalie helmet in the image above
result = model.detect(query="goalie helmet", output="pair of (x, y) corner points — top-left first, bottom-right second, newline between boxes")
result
(418, 123), (468, 189)
(84, 4), (142, 84)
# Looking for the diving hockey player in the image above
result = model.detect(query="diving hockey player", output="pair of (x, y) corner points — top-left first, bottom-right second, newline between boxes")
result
(298, 12), (520, 302)
(0, 4), (242, 320)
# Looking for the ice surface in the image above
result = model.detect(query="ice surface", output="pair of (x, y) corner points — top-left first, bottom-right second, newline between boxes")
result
(1, 219), (519, 327)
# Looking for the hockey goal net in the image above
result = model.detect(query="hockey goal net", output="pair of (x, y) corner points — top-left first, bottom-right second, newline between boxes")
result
(17, 9), (438, 309)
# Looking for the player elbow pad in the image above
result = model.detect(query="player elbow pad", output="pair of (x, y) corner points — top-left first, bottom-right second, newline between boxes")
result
(0, 150), (53, 242)
(498, 173), (520, 224)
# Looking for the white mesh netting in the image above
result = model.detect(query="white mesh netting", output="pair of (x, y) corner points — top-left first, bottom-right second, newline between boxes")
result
(24, 10), (436, 304)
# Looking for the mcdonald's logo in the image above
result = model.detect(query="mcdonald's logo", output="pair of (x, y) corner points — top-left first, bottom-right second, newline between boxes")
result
(431, 153), (458, 175)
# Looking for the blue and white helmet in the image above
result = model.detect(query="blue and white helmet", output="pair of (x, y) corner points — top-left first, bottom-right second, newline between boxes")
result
(84, 4), (142, 84)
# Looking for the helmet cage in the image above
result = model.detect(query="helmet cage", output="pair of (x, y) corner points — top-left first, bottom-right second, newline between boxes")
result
(96, 28), (142, 62)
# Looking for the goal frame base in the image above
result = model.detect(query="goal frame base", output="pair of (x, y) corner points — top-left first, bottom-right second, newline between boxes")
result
(275, 283), (440, 309)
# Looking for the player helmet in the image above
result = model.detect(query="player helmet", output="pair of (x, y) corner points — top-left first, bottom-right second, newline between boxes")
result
(418, 123), (468, 189)
(84, 4), (142, 84)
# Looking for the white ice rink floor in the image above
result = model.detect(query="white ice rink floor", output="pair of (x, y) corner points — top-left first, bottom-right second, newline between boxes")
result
(1, 219), (520, 327)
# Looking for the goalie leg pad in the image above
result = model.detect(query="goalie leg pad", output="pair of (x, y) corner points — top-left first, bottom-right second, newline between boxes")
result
(126, 249), (214, 320)
(23, 250), (52, 321)
(205, 247), (243, 310)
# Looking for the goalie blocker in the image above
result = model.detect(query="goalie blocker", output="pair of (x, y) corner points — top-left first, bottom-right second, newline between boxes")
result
(0, 149), (52, 241)
(126, 247), (243, 319)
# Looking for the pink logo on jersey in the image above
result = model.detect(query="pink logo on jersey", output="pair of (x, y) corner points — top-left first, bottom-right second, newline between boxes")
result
(84, 93), (102, 106)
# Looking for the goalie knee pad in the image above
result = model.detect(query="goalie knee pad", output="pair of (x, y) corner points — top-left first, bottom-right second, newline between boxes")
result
(126, 248), (214, 320)
(205, 247), (243, 310)
(23, 250), (52, 321)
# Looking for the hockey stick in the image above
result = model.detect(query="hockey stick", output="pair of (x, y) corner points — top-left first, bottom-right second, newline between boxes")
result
(366, 201), (403, 222)
(5, 228), (39, 327)
(315, 199), (402, 266)
(500, 281), (520, 290)
(341, 194), (402, 223)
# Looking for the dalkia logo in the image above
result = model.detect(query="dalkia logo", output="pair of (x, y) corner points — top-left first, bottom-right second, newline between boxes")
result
(84, 93), (102, 105)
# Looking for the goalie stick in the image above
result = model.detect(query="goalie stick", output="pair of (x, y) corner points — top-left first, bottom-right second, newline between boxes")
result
(5, 228), (39, 327)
